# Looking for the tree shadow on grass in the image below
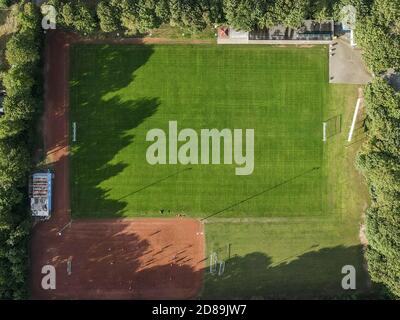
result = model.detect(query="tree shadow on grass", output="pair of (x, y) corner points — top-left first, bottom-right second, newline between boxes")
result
(201, 245), (381, 299)
(69, 44), (160, 217)
(34, 232), (384, 299)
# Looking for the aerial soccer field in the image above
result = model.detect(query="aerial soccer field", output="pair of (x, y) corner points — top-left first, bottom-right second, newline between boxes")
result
(67, 43), (370, 298)
(69, 44), (331, 219)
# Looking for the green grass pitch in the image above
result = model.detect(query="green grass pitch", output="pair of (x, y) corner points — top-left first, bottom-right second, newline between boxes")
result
(70, 44), (329, 218)
(69, 44), (374, 298)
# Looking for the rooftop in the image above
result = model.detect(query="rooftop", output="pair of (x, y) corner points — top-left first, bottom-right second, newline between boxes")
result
(30, 172), (53, 218)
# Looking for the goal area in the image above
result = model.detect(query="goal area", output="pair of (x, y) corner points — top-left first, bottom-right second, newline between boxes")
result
(323, 115), (342, 142)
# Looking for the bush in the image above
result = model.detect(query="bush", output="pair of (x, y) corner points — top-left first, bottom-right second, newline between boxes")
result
(97, 1), (119, 33)
(54, 0), (98, 34)
(356, 77), (400, 298)
(0, 2), (42, 299)
(5, 32), (39, 66)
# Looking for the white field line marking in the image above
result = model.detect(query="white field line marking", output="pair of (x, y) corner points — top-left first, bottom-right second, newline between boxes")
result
(72, 122), (77, 142)
(57, 220), (72, 236)
(348, 98), (362, 142)
(323, 122), (327, 142)
(67, 259), (72, 275)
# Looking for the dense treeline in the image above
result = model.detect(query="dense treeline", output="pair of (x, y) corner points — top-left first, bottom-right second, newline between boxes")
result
(43, 0), (224, 34)
(355, 0), (400, 74)
(355, 0), (400, 298)
(41, 0), (367, 35)
(0, 3), (42, 299)
(356, 78), (400, 298)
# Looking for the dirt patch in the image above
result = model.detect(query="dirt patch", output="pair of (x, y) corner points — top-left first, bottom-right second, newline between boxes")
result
(30, 30), (205, 299)
(31, 219), (205, 299)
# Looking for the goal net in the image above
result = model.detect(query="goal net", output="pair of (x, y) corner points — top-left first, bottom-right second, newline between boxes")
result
(209, 244), (230, 276)
(323, 115), (342, 141)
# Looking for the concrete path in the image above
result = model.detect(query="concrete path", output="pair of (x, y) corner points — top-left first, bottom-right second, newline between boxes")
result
(329, 38), (372, 84)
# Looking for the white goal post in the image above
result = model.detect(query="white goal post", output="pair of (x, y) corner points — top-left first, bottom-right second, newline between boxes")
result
(67, 259), (72, 275)
(72, 122), (77, 142)
(210, 252), (218, 274)
(323, 122), (327, 142)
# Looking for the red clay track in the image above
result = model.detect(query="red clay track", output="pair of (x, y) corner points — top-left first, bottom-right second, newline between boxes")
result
(30, 31), (205, 299)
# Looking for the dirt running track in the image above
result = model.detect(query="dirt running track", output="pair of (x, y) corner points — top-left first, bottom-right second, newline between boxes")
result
(30, 31), (205, 299)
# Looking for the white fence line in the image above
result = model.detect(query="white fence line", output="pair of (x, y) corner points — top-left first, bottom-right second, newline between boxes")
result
(347, 98), (362, 142)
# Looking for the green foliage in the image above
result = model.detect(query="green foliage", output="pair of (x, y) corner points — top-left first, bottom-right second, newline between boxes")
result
(373, 0), (400, 31)
(1, 94), (36, 121)
(73, 1), (97, 34)
(354, 0), (400, 296)
(311, 0), (332, 23)
(96, 1), (119, 33)
(265, 0), (310, 29)
(0, 140), (30, 189)
(5, 33), (39, 66)
(223, 0), (265, 31)
(55, 0), (98, 34)
(2, 67), (34, 97)
(47, 0), (224, 34)
(155, 0), (170, 23)
(136, 0), (161, 32)
(356, 16), (400, 74)
(0, 0), (10, 9)
(59, 2), (75, 28)
(0, 2), (42, 299)
(357, 77), (400, 297)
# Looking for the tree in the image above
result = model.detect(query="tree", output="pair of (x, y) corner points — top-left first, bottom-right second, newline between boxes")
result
(223, 0), (265, 31)
(17, 2), (40, 33)
(356, 16), (400, 74)
(356, 76), (400, 297)
(59, 2), (75, 28)
(0, 140), (30, 190)
(203, 0), (225, 25)
(117, 0), (139, 34)
(136, 0), (161, 32)
(5, 32), (39, 66)
(1, 94), (36, 121)
(0, 2), (41, 299)
(97, 1), (119, 33)
(261, 0), (309, 29)
(155, 0), (170, 23)
(2, 67), (34, 97)
(0, 0), (10, 9)
(373, 0), (400, 34)
(73, 1), (97, 34)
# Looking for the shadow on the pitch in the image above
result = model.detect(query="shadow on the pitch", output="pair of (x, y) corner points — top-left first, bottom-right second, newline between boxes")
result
(201, 245), (383, 299)
(116, 167), (193, 201)
(69, 45), (160, 217)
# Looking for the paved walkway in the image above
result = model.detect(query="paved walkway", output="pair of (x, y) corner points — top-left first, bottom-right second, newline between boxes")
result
(329, 38), (372, 84)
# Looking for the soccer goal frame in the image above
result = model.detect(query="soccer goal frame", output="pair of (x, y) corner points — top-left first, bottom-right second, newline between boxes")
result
(323, 115), (342, 142)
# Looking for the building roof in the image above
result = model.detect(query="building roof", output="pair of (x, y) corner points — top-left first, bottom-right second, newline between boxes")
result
(30, 172), (52, 218)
